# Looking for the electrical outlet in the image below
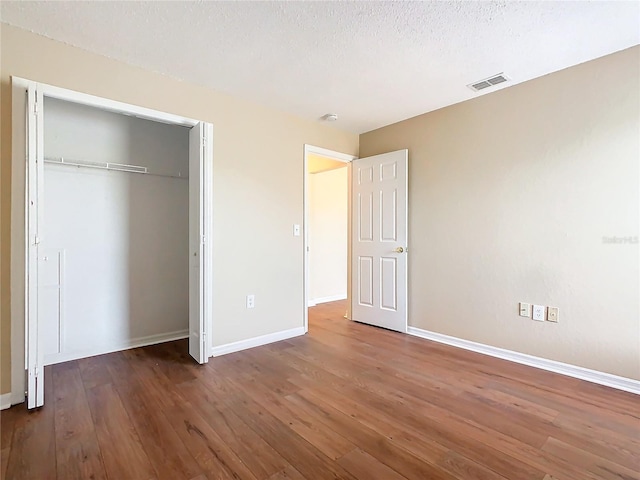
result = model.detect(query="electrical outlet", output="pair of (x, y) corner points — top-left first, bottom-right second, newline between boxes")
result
(547, 306), (559, 323)
(246, 294), (255, 309)
(519, 302), (530, 317)
(532, 305), (545, 322)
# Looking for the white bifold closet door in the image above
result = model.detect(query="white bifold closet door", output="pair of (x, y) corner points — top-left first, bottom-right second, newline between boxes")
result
(188, 122), (212, 364)
(26, 84), (45, 408)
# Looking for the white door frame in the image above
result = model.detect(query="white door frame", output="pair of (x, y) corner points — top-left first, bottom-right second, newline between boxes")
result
(303, 145), (357, 333)
(11, 77), (214, 407)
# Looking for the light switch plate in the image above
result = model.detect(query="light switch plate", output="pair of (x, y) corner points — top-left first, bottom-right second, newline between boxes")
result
(532, 305), (545, 322)
(547, 306), (559, 323)
(519, 302), (530, 317)
(293, 224), (301, 236)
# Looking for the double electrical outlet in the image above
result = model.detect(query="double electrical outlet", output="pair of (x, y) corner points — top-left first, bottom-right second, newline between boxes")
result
(519, 303), (559, 323)
(246, 294), (255, 309)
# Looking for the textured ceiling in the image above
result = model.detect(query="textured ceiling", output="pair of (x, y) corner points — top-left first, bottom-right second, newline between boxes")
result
(1, 1), (639, 133)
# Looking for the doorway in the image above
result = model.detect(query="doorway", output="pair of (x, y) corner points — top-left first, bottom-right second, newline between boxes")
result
(303, 145), (409, 335)
(307, 156), (348, 306)
(303, 145), (355, 331)
(11, 78), (213, 408)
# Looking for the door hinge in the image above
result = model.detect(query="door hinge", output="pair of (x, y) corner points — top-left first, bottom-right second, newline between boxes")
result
(201, 235), (206, 244)
(33, 97), (39, 115)
(33, 236), (41, 245)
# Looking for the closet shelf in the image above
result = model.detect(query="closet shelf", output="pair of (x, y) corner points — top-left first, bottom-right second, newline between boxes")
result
(43, 156), (188, 180)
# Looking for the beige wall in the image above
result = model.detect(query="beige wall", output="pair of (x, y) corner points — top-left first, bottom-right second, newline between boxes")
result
(309, 166), (348, 302)
(360, 46), (640, 380)
(0, 24), (359, 395)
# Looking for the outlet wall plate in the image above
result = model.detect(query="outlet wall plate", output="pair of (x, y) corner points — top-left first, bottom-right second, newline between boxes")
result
(246, 294), (255, 309)
(532, 304), (545, 322)
(547, 306), (559, 323)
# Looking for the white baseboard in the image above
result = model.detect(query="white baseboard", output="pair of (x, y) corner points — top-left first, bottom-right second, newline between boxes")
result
(43, 329), (189, 366)
(211, 327), (305, 357)
(407, 327), (640, 395)
(11, 390), (25, 407)
(309, 294), (347, 307)
(0, 393), (12, 410)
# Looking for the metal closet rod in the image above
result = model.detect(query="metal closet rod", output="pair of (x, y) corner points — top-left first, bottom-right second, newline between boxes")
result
(43, 156), (188, 180)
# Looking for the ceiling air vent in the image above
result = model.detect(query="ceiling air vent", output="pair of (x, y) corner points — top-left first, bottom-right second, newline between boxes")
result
(467, 73), (509, 92)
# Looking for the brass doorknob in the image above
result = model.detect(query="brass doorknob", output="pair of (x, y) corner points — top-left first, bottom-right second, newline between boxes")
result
(394, 247), (404, 253)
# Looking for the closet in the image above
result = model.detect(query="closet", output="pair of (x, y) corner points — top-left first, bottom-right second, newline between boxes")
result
(41, 98), (190, 365)
(12, 78), (213, 409)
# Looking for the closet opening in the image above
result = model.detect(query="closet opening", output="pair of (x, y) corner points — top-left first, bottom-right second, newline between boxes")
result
(11, 78), (213, 409)
(41, 97), (191, 366)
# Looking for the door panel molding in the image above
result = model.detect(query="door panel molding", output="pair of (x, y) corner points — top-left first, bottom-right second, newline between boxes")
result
(351, 149), (408, 333)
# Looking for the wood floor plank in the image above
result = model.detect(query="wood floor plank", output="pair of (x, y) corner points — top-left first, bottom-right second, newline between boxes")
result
(77, 354), (115, 390)
(163, 399), (259, 480)
(1, 447), (10, 480)
(177, 377), (290, 480)
(284, 390), (456, 480)
(225, 373), (357, 461)
(435, 451), (513, 480)
(225, 392), (359, 480)
(5, 408), (57, 480)
(112, 382), (204, 480)
(290, 374), (546, 480)
(100, 348), (204, 480)
(337, 448), (408, 480)
(85, 383), (157, 480)
(1, 405), (20, 479)
(52, 363), (107, 480)
(121, 347), (187, 411)
(3, 299), (638, 480)
(267, 465), (306, 480)
(5, 366), (56, 480)
(1, 405), (18, 450)
(541, 436), (640, 480)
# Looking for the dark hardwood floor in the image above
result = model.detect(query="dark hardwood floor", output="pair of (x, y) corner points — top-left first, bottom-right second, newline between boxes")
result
(2, 300), (639, 480)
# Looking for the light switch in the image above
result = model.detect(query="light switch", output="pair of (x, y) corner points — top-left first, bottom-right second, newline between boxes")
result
(293, 224), (301, 236)
(519, 302), (530, 317)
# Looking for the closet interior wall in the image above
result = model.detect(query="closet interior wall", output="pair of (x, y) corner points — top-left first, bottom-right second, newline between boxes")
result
(42, 97), (190, 364)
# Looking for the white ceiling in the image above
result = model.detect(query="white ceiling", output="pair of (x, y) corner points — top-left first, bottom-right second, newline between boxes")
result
(2, 1), (638, 134)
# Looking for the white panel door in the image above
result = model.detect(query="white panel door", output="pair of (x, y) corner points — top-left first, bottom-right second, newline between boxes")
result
(27, 84), (45, 408)
(351, 150), (408, 332)
(188, 122), (208, 364)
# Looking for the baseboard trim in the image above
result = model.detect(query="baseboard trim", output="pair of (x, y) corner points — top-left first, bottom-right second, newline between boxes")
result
(43, 329), (189, 366)
(10, 390), (25, 407)
(310, 294), (347, 306)
(407, 327), (640, 395)
(0, 393), (12, 410)
(211, 327), (305, 357)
